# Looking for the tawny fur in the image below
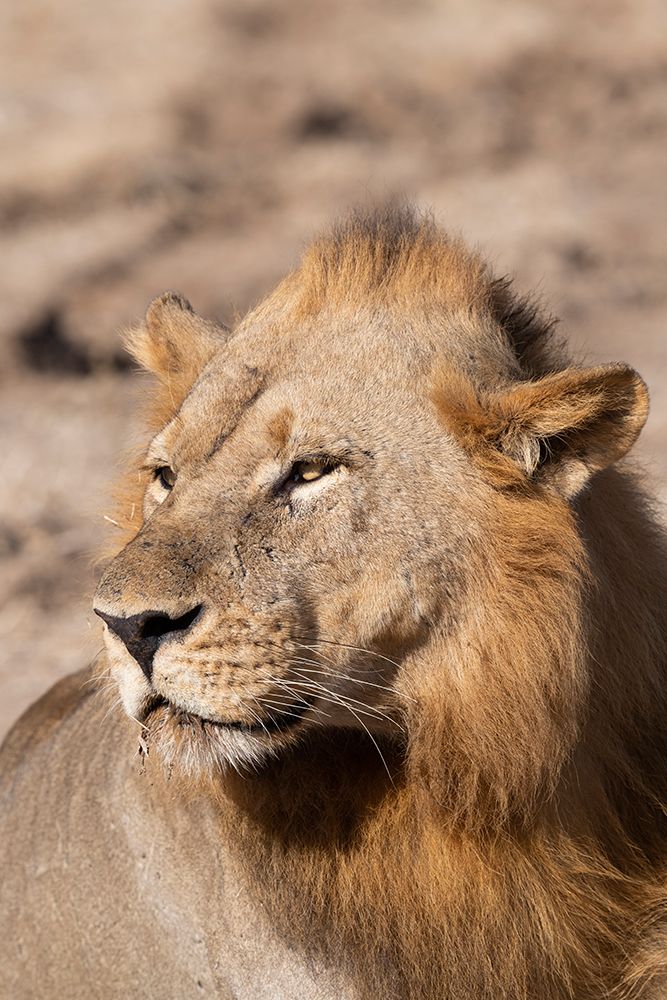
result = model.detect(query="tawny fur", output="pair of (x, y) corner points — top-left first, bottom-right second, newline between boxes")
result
(2, 207), (667, 1000)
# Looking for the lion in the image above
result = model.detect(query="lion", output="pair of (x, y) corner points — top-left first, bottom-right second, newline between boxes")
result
(2, 206), (667, 1000)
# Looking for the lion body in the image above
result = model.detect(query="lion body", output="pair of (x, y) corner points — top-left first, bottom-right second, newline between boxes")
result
(0, 671), (352, 1000)
(2, 208), (667, 999)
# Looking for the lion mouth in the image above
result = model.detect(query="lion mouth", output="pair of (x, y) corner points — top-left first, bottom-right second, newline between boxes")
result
(141, 694), (315, 735)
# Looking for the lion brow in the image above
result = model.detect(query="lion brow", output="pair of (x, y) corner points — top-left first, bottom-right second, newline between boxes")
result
(203, 375), (266, 461)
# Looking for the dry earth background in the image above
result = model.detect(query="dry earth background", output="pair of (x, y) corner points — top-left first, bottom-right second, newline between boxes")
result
(1, 0), (666, 738)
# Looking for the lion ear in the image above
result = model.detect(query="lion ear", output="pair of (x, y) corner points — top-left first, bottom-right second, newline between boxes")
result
(437, 364), (649, 497)
(494, 364), (649, 496)
(124, 291), (229, 395)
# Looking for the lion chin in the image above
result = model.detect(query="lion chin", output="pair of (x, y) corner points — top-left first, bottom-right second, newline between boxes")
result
(135, 699), (287, 776)
(124, 681), (325, 777)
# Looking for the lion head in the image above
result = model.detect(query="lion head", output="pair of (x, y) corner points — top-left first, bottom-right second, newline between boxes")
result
(94, 207), (649, 823)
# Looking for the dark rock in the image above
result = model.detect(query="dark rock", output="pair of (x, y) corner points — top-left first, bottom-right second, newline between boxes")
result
(16, 309), (92, 376)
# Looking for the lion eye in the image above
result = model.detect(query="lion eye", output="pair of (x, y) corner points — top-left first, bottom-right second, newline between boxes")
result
(290, 459), (331, 484)
(155, 466), (177, 490)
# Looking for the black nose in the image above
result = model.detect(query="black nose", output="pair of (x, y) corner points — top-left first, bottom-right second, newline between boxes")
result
(94, 605), (202, 681)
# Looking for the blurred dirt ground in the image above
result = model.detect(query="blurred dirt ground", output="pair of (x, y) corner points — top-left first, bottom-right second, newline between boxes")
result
(1, 0), (666, 737)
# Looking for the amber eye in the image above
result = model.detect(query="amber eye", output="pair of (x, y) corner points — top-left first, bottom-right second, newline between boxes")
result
(155, 466), (177, 490)
(289, 459), (334, 485)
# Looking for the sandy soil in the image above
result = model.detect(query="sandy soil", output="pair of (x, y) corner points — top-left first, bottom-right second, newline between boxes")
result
(1, 0), (665, 738)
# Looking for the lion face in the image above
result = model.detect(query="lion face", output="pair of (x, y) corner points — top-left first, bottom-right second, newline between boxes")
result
(95, 212), (648, 789)
(95, 303), (473, 773)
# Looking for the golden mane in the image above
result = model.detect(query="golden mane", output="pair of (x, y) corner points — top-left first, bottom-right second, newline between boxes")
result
(218, 211), (667, 998)
(283, 204), (562, 378)
(212, 461), (667, 1000)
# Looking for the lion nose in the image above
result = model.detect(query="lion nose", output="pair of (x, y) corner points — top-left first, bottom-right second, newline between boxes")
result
(94, 605), (203, 681)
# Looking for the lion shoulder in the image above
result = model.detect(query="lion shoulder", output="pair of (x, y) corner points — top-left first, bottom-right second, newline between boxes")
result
(0, 667), (95, 783)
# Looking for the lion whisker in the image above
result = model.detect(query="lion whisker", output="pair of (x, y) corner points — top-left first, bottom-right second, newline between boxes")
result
(280, 679), (405, 735)
(341, 706), (396, 787)
(263, 676), (312, 707)
(287, 669), (404, 731)
(283, 679), (398, 785)
(293, 636), (403, 672)
(264, 676), (334, 721)
(91, 682), (119, 700)
(99, 695), (123, 726)
(126, 711), (150, 733)
(256, 698), (324, 727)
(245, 698), (274, 739)
(81, 674), (108, 689)
(262, 677), (331, 719)
(272, 674), (399, 780)
(289, 641), (340, 668)
(249, 639), (412, 704)
(286, 658), (406, 699)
